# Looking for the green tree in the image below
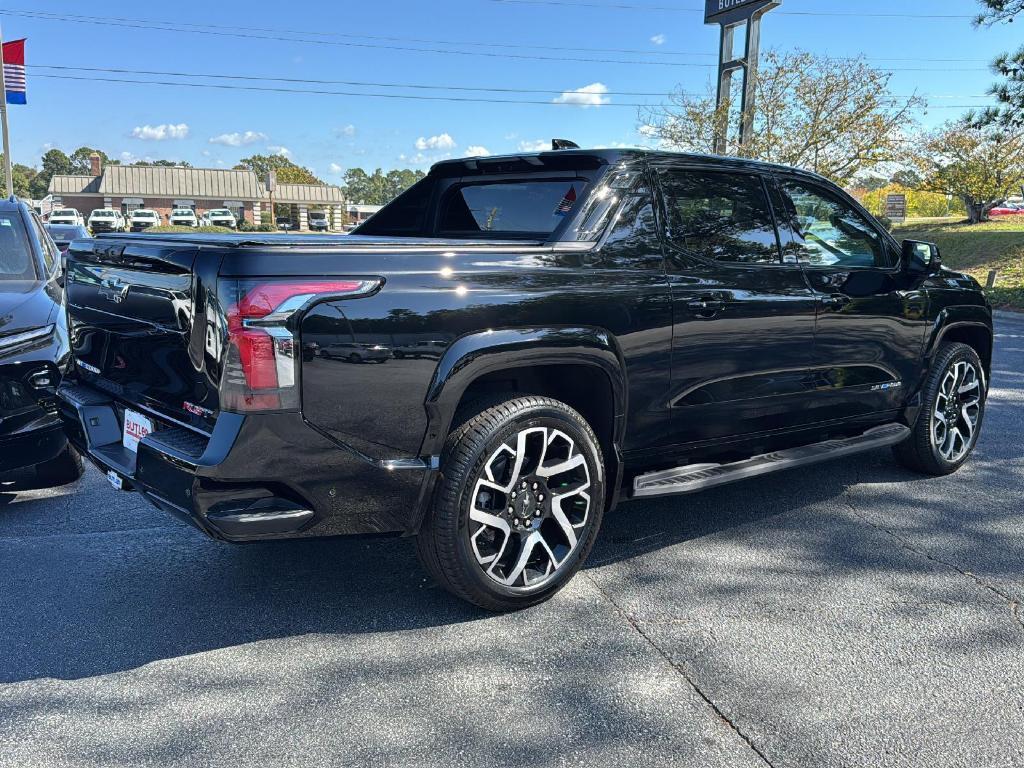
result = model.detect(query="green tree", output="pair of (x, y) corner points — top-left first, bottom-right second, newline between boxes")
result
(133, 159), (192, 168)
(974, 1), (1023, 128)
(29, 148), (72, 198)
(915, 120), (1024, 223)
(0, 156), (35, 199)
(343, 167), (424, 205)
(235, 154), (322, 184)
(640, 50), (925, 186)
(68, 147), (118, 175)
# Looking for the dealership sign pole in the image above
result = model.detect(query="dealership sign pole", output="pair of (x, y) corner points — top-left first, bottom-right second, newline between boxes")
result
(705, 0), (781, 154)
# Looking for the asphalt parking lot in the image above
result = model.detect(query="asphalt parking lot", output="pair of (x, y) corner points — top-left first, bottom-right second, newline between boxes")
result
(1, 313), (1022, 768)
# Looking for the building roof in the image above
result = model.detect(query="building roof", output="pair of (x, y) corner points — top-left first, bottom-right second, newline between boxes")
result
(49, 175), (101, 195)
(48, 166), (345, 204)
(98, 165), (266, 199)
(275, 183), (345, 204)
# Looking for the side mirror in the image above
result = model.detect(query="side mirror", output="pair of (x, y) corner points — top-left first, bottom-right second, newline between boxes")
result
(902, 239), (941, 273)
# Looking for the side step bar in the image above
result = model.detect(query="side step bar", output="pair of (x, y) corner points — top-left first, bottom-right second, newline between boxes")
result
(633, 423), (910, 499)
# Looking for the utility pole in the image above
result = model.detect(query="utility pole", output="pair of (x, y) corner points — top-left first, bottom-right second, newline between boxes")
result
(0, 26), (13, 198)
(705, 0), (781, 154)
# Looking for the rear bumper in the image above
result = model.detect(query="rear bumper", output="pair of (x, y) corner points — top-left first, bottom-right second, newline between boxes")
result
(0, 414), (66, 474)
(57, 381), (432, 542)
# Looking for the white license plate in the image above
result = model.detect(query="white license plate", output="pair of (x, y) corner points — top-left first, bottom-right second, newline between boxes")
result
(106, 470), (123, 490)
(122, 409), (154, 453)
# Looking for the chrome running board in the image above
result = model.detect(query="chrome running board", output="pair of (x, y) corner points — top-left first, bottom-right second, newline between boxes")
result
(632, 423), (910, 499)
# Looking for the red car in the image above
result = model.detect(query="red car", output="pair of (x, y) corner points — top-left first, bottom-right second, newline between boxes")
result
(990, 202), (1024, 216)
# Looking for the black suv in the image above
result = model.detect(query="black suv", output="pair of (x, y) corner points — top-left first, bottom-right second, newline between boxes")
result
(1, 198), (83, 486)
(58, 149), (992, 610)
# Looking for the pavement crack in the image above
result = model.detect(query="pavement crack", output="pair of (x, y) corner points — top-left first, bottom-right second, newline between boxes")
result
(843, 488), (1024, 634)
(584, 573), (777, 768)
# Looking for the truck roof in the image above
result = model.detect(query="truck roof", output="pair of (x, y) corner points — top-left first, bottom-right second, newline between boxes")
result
(430, 147), (816, 177)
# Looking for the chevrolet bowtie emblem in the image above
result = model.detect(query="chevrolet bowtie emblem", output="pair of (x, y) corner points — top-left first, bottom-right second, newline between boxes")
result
(99, 276), (130, 304)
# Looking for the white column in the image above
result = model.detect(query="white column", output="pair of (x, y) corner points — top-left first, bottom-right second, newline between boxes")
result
(252, 201), (262, 226)
(331, 204), (344, 231)
(298, 204), (308, 231)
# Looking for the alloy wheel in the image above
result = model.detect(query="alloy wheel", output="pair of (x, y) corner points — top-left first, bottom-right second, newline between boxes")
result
(468, 426), (592, 589)
(931, 360), (982, 463)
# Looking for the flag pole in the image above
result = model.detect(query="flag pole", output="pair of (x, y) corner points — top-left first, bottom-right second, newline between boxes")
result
(0, 26), (12, 199)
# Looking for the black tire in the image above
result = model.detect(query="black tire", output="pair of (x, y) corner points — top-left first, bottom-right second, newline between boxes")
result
(393, 351), (405, 359)
(35, 445), (84, 488)
(348, 353), (361, 364)
(894, 342), (986, 476)
(416, 395), (606, 612)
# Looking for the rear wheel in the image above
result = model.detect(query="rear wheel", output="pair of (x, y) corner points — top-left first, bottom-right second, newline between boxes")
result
(348, 353), (361, 364)
(894, 342), (986, 475)
(417, 395), (605, 611)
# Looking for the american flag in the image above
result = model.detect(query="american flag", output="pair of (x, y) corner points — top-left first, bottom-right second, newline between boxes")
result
(3, 39), (26, 105)
(555, 185), (577, 216)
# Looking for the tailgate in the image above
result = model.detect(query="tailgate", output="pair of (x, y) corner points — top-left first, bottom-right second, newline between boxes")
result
(65, 239), (218, 432)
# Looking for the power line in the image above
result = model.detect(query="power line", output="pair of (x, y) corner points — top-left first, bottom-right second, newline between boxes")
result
(488, 0), (977, 19)
(26, 63), (994, 101)
(27, 70), (992, 110)
(0, 9), (989, 71)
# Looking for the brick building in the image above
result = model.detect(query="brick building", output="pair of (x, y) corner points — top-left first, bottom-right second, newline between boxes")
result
(48, 154), (345, 230)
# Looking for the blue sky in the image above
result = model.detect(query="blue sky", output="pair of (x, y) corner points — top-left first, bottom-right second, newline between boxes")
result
(3, 1), (1019, 183)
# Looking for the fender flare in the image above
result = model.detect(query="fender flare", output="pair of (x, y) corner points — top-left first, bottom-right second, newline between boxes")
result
(420, 326), (627, 456)
(406, 327), (627, 534)
(925, 307), (994, 373)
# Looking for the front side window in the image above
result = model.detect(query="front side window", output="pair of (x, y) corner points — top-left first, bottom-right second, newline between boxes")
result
(778, 179), (890, 268)
(659, 170), (780, 265)
(438, 180), (586, 236)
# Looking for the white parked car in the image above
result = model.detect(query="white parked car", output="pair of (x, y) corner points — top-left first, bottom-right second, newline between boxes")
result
(205, 208), (237, 229)
(130, 209), (163, 232)
(169, 208), (199, 227)
(49, 208), (85, 226)
(87, 208), (125, 233)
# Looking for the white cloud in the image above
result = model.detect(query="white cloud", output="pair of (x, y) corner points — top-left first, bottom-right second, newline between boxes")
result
(131, 123), (189, 141)
(415, 133), (456, 151)
(268, 145), (291, 156)
(465, 145), (491, 157)
(518, 139), (549, 152)
(208, 131), (268, 147)
(638, 124), (659, 137)
(338, 124), (356, 137)
(650, 33), (666, 45)
(329, 162), (343, 174)
(553, 82), (610, 108)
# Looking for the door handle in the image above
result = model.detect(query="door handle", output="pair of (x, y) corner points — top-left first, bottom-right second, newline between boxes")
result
(687, 295), (724, 317)
(822, 294), (851, 310)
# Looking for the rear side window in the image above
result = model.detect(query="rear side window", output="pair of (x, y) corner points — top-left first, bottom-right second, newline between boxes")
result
(659, 170), (780, 265)
(0, 213), (37, 281)
(438, 180), (586, 236)
(778, 179), (890, 268)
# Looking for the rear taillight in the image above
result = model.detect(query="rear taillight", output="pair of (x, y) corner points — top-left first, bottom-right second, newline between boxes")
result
(220, 278), (379, 412)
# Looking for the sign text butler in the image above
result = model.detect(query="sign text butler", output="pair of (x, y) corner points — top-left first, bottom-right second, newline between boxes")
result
(705, 0), (780, 24)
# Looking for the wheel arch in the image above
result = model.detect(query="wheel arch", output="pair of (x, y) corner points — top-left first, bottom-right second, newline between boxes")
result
(408, 327), (628, 532)
(927, 312), (994, 379)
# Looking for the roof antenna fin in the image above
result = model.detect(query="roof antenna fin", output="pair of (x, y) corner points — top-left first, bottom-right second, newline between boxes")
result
(551, 139), (580, 150)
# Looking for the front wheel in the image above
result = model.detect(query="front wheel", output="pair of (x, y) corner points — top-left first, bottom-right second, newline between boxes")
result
(894, 342), (986, 475)
(416, 395), (605, 611)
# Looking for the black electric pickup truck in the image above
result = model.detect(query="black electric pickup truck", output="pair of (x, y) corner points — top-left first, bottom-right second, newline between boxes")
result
(58, 148), (992, 611)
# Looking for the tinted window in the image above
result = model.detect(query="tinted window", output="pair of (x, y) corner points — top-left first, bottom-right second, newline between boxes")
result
(31, 214), (58, 273)
(438, 180), (586, 236)
(0, 213), (36, 281)
(659, 170), (780, 264)
(591, 192), (662, 270)
(779, 179), (890, 268)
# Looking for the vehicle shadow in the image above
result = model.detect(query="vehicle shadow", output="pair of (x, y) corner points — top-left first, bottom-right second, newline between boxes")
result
(0, 446), (930, 685)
